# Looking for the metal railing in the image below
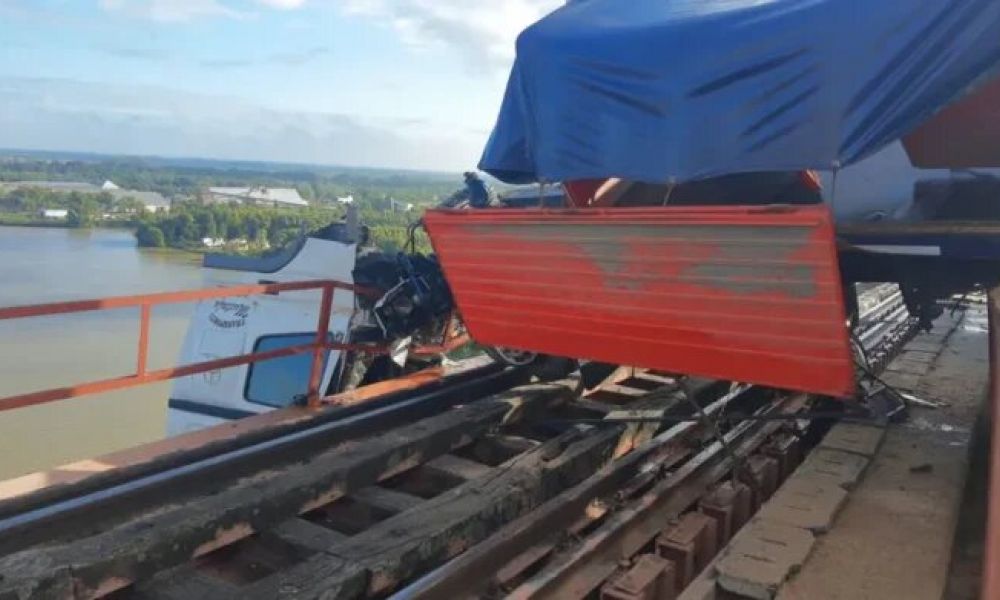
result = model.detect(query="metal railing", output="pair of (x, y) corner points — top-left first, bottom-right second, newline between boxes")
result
(0, 280), (369, 413)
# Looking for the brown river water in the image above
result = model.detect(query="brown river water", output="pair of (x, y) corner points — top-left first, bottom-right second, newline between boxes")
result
(0, 226), (242, 479)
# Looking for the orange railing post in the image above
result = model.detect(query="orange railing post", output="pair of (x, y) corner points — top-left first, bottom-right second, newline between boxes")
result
(0, 280), (373, 414)
(136, 303), (151, 378)
(307, 282), (335, 409)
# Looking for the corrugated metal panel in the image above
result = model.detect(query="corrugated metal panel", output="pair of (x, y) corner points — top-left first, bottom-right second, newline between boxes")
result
(424, 205), (854, 397)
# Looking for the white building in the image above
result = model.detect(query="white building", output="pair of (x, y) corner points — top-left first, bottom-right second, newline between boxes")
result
(39, 209), (68, 219)
(206, 187), (308, 208)
(129, 192), (170, 213)
(101, 180), (120, 191)
(389, 198), (414, 212)
(335, 195), (355, 205)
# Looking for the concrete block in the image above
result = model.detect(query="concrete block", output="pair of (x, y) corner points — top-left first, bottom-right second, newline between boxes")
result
(904, 340), (943, 354)
(716, 519), (815, 600)
(763, 434), (803, 481)
(795, 448), (869, 490)
(656, 513), (718, 592)
(676, 576), (717, 600)
(746, 455), (781, 506)
(755, 478), (849, 533)
(601, 554), (676, 600)
(899, 350), (936, 365)
(818, 423), (885, 458)
(699, 481), (752, 547)
(885, 357), (931, 376)
(878, 371), (922, 393)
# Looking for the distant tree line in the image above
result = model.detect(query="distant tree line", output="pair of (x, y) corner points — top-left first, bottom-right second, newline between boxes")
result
(0, 156), (458, 207)
(135, 203), (343, 250)
(0, 186), (144, 228)
(134, 202), (431, 255)
(1, 156), (454, 253)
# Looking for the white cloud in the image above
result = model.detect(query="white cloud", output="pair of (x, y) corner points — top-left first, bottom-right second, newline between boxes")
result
(98, 0), (245, 22)
(256, 0), (306, 8)
(341, 0), (563, 71)
(98, 0), (309, 22)
(0, 77), (477, 171)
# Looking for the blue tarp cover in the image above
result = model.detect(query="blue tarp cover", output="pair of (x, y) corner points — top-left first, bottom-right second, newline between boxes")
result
(480, 0), (1000, 184)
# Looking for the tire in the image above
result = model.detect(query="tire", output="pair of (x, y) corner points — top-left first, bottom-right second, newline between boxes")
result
(485, 347), (577, 381)
(484, 346), (538, 367)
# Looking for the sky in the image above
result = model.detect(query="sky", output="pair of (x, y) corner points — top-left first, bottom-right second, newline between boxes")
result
(0, 0), (562, 171)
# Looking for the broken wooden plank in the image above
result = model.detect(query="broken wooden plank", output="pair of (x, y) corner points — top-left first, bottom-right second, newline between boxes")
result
(0, 381), (576, 599)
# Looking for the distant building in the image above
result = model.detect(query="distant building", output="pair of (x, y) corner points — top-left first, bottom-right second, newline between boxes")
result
(126, 191), (170, 213)
(335, 195), (355, 205)
(8, 181), (100, 193)
(5, 181), (169, 213)
(389, 199), (414, 212)
(39, 209), (68, 219)
(206, 186), (308, 208)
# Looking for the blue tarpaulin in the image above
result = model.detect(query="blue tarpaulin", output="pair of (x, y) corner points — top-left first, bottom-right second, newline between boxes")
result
(480, 0), (1000, 184)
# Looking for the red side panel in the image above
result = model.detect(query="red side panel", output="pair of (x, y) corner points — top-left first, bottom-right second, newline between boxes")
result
(564, 179), (607, 207)
(424, 205), (854, 397)
(904, 74), (1000, 168)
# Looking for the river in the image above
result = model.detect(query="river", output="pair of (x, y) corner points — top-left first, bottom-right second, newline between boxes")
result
(0, 226), (243, 479)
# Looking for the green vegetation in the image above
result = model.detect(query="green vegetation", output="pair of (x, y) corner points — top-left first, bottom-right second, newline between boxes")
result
(0, 186), (141, 228)
(0, 154), (450, 254)
(0, 154), (457, 206)
(135, 202), (431, 254)
(135, 203), (342, 251)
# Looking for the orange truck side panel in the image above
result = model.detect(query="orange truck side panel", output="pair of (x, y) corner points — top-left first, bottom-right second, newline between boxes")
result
(424, 205), (854, 397)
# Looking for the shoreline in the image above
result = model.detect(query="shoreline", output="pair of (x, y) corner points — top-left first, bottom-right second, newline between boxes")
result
(0, 218), (135, 230)
(1, 221), (292, 261)
(0, 222), (204, 262)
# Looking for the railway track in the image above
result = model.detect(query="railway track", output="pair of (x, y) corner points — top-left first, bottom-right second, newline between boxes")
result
(0, 285), (916, 600)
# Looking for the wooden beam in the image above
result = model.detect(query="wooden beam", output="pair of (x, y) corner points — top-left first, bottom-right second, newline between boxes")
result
(240, 425), (622, 599)
(507, 396), (807, 599)
(0, 381), (574, 599)
(401, 387), (756, 599)
(130, 566), (239, 600)
(421, 454), (492, 482)
(266, 518), (350, 552)
(351, 486), (424, 515)
(0, 368), (448, 517)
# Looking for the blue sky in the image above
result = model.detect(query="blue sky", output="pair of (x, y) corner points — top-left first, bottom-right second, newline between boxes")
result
(0, 0), (561, 171)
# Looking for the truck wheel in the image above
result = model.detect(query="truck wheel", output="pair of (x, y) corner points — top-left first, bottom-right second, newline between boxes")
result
(484, 346), (538, 367)
(485, 347), (576, 381)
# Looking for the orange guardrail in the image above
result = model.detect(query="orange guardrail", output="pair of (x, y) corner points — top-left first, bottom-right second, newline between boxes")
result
(0, 280), (370, 413)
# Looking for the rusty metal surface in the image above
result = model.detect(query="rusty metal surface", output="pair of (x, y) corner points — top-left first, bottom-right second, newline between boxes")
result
(424, 205), (853, 397)
(904, 73), (1000, 168)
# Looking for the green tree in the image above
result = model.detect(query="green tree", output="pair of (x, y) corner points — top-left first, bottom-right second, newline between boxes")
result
(135, 224), (166, 247)
(66, 196), (98, 227)
(196, 211), (218, 239)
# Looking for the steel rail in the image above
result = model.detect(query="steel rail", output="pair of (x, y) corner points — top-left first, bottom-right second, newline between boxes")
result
(393, 384), (763, 599)
(0, 279), (366, 411)
(505, 394), (807, 599)
(0, 363), (524, 551)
